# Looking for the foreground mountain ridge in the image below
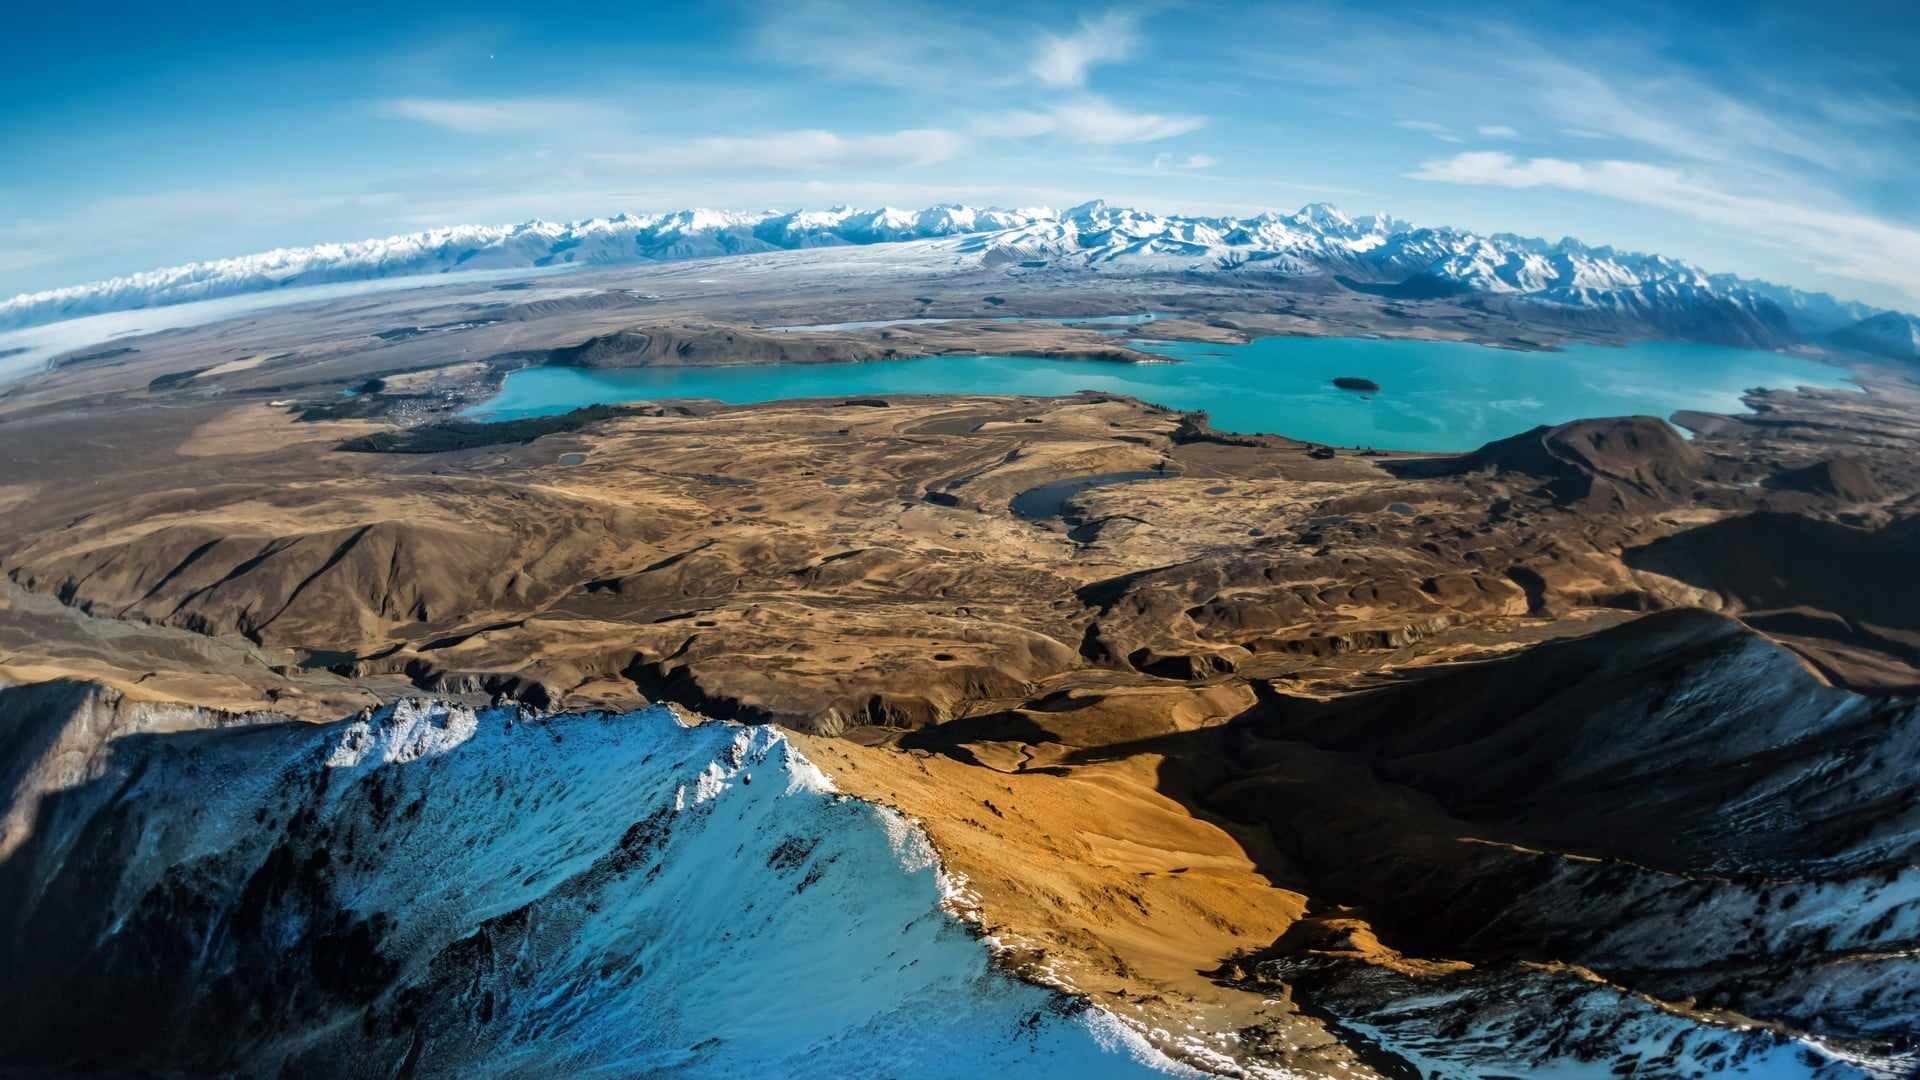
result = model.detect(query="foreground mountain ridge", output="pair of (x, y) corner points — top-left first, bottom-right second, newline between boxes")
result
(1, 201), (1898, 347)
(0, 688), (1187, 1076)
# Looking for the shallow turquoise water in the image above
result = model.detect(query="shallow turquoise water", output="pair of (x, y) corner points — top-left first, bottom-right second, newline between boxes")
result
(467, 335), (1857, 452)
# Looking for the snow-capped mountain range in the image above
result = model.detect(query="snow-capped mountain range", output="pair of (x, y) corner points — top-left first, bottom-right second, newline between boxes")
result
(0, 201), (1903, 351)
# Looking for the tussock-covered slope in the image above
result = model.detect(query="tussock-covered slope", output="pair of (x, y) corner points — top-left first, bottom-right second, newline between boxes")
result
(1393, 414), (1705, 509)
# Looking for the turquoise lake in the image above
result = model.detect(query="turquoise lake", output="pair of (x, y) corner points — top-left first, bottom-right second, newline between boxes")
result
(466, 334), (1859, 452)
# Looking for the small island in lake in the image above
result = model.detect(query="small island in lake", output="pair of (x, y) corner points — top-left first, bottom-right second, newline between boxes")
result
(1333, 376), (1382, 392)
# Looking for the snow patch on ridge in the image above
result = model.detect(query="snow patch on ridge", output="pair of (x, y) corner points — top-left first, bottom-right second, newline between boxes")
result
(325, 698), (480, 766)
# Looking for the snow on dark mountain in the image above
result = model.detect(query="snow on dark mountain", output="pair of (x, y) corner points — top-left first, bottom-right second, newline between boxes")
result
(1829, 310), (1920, 361)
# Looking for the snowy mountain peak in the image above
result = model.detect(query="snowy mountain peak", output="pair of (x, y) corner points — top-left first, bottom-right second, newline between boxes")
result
(1293, 202), (1355, 227)
(0, 201), (1900, 345)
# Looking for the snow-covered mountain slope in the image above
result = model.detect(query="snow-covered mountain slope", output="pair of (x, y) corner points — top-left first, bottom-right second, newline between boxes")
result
(0, 697), (1188, 1077)
(1829, 310), (1920, 361)
(1, 201), (1897, 345)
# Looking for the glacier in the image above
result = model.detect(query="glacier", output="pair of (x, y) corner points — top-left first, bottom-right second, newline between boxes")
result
(0, 700), (1195, 1077)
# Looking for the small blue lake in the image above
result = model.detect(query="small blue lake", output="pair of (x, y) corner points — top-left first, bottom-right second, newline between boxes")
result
(466, 334), (1857, 452)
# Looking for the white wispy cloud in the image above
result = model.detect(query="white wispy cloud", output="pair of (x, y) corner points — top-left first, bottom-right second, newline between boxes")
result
(1409, 151), (1920, 298)
(1228, 9), (1900, 186)
(981, 98), (1202, 144)
(600, 127), (968, 173)
(1394, 120), (1464, 143)
(0, 221), (71, 273)
(1149, 151), (1219, 171)
(755, 0), (1022, 89)
(1047, 98), (1202, 143)
(0, 185), (421, 301)
(1032, 10), (1139, 89)
(377, 97), (626, 135)
(1477, 124), (1518, 137)
(746, 4), (1200, 154)
(1491, 43), (1897, 183)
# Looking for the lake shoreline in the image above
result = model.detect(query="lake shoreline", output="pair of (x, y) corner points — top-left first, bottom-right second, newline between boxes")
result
(461, 336), (1862, 455)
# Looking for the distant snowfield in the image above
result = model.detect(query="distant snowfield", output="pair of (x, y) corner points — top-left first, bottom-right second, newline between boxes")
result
(0, 701), (1195, 1076)
(0, 265), (580, 384)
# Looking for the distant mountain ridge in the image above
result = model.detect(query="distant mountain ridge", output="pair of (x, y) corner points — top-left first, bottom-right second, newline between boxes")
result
(0, 201), (1903, 351)
(1828, 310), (1920, 361)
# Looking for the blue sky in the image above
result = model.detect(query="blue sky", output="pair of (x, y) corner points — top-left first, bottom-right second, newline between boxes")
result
(4, 0), (1917, 308)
